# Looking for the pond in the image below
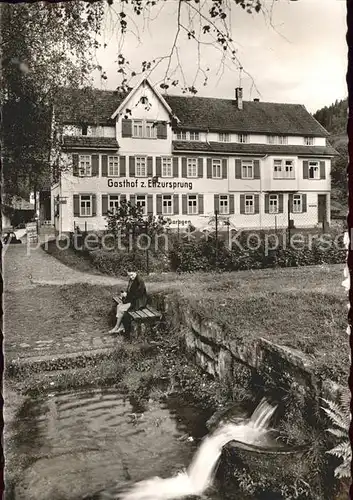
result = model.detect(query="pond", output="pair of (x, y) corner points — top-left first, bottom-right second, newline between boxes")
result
(8, 387), (246, 500)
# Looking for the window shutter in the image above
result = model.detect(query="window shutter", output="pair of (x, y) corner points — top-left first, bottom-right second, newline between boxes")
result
(101, 155), (108, 177)
(129, 157), (135, 177)
(303, 161), (309, 179)
(229, 194), (235, 214)
(235, 159), (242, 179)
(120, 194), (126, 203)
(264, 194), (269, 213)
(198, 194), (204, 214)
(147, 194), (153, 215)
(222, 159), (227, 179)
(72, 154), (79, 176)
(198, 158), (204, 178)
(182, 194), (187, 215)
(92, 195), (97, 216)
(214, 194), (220, 213)
(207, 158), (212, 178)
(156, 194), (162, 215)
(253, 160), (260, 179)
(279, 194), (284, 213)
(156, 157), (162, 177)
(182, 157), (187, 178)
(92, 155), (99, 176)
(120, 156), (126, 177)
(320, 161), (326, 179)
(289, 194), (294, 213)
(147, 157), (153, 177)
(173, 194), (179, 215)
(173, 157), (179, 177)
(302, 194), (307, 213)
(102, 195), (108, 216)
(157, 122), (167, 139)
(254, 194), (260, 214)
(73, 195), (80, 216)
(130, 194), (136, 206)
(240, 195), (245, 214)
(122, 119), (132, 137)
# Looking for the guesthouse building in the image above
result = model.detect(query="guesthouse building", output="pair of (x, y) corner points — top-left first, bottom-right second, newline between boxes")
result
(51, 78), (336, 233)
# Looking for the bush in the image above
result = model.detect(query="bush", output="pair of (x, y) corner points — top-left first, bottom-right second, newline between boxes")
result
(89, 249), (148, 275)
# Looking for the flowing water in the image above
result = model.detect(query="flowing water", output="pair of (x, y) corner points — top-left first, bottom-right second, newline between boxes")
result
(9, 388), (276, 500)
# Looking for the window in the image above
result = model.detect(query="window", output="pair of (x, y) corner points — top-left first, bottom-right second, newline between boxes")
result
(267, 135), (288, 145)
(108, 156), (119, 176)
(219, 133), (230, 142)
(273, 159), (294, 179)
(108, 195), (120, 214)
(242, 160), (253, 179)
(189, 131), (200, 141)
(135, 157), (147, 177)
(82, 124), (88, 136)
(308, 161), (320, 179)
(136, 195), (147, 215)
(219, 195), (229, 215)
(133, 120), (144, 138)
(293, 194), (302, 213)
(212, 159), (222, 179)
(187, 158), (198, 177)
(145, 121), (157, 139)
(244, 195), (254, 214)
(162, 195), (173, 215)
(304, 136), (314, 146)
(79, 155), (92, 176)
(269, 194), (279, 214)
(80, 195), (92, 216)
(176, 131), (187, 140)
(238, 133), (248, 143)
(162, 157), (173, 177)
(188, 195), (198, 215)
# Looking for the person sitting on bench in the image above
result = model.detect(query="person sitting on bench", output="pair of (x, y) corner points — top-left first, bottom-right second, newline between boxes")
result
(109, 271), (148, 334)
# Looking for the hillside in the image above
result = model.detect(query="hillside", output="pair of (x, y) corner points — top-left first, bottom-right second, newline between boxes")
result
(313, 99), (348, 217)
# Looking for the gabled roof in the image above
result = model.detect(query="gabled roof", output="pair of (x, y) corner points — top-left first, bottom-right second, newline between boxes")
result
(54, 87), (330, 137)
(62, 136), (119, 149)
(172, 141), (338, 156)
(111, 77), (173, 119)
(164, 95), (329, 137)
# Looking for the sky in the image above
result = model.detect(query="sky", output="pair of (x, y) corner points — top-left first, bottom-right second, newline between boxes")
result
(93, 0), (347, 113)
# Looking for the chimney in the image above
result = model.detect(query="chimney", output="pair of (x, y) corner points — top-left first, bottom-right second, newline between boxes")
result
(254, 98), (260, 102)
(235, 87), (243, 110)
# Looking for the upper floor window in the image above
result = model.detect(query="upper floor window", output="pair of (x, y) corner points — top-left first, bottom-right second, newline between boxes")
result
(242, 160), (253, 179)
(219, 195), (229, 215)
(108, 195), (120, 214)
(176, 131), (200, 141)
(80, 195), (92, 216)
(188, 194), (198, 215)
(82, 124), (88, 136)
(273, 159), (294, 179)
(108, 156), (119, 177)
(187, 158), (198, 178)
(238, 133), (249, 143)
(132, 120), (156, 139)
(219, 133), (230, 142)
(79, 155), (92, 176)
(308, 160), (320, 179)
(268, 135), (288, 145)
(135, 156), (147, 177)
(304, 136), (314, 146)
(162, 157), (173, 177)
(136, 195), (147, 215)
(212, 159), (222, 179)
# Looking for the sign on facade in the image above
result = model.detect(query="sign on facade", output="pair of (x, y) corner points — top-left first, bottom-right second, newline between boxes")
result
(107, 178), (193, 191)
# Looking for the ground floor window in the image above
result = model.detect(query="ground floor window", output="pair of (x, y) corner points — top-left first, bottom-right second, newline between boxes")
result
(269, 194), (279, 214)
(292, 194), (303, 213)
(80, 195), (92, 216)
(244, 195), (254, 214)
(219, 195), (229, 214)
(136, 195), (147, 215)
(162, 195), (173, 215)
(188, 195), (198, 215)
(108, 195), (120, 214)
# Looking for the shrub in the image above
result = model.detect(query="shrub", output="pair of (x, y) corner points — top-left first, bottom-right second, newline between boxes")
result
(89, 249), (147, 275)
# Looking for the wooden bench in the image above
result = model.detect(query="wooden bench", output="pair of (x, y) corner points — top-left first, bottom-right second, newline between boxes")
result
(113, 296), (162, 322)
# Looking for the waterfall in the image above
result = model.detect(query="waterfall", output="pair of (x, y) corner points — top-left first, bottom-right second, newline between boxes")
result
(119, 399), (277, 500)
